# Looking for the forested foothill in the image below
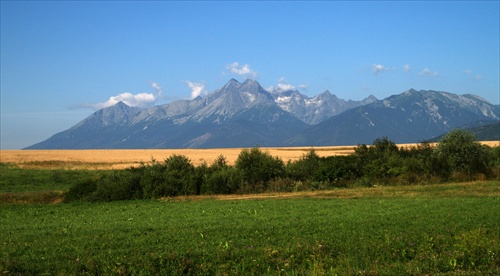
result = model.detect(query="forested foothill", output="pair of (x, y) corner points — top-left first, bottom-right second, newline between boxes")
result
(64, 129), (500, 202)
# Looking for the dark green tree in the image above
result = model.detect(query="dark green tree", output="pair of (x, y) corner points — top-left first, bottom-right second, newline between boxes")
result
(354, 137), (406, 179)
(433, 129), (489, 177)
(286, 148), (320, 181)
(235, 147), (285, 190)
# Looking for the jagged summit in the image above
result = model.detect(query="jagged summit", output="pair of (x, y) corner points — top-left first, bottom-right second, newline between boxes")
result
(24, 80), (499, 149)
(114, 101), (129, 107)
(221, 78), (241, 90)
(271, 88), (378, 125)
(363, 95), (378, 102)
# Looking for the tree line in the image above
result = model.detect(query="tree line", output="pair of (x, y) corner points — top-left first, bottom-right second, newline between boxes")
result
(65, 129), (500, 202)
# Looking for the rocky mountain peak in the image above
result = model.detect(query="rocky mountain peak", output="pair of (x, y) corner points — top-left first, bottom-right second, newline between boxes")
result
(362, 95), (378, 103)
(24, 81), (498, 149)
(220, 78), (242, 91)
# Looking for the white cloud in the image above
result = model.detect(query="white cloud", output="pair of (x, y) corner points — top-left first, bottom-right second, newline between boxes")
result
(276, 83), (296, 91)
(463, 69), (483, 80)
(402, 64), (411, 73)
(83, 92), (158, 110)
(225, 62), (258, 79)
(80, 81), (165, 110)
(266, 77), (308, 93)
(419, 68), (438, 77)
(151, 82), (164, 97)
(183, 80), (206, 99)
(372, 64), (393, 75)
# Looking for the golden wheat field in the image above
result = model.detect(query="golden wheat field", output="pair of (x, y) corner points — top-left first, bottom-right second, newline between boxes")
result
(1, 141), (498, 170)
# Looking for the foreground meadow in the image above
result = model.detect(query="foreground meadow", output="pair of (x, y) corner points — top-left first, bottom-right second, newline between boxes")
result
(1, 182), (499, 275)
(1, 136), (499, 274)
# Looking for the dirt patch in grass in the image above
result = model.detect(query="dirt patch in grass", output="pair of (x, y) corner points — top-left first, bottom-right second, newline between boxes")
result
(168, 181), (500, 202)
(0, 191), (64, 205)
(2, 181), (497, 205)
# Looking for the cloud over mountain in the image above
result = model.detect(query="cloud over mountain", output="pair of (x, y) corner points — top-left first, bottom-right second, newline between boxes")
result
(419, 68), (439, 77)
(225, 62), (258, 79)
(150, 82), (164, 97)
(79, 82), (164, 110)
(266, 77), (308, 93)
(183, 80), (207, 99)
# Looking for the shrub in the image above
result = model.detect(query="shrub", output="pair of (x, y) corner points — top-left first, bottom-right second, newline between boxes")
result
(210, 154), (228, 171)
(235, 147), (285, 189)
(63, 179), (97, 202)
(433, 129), (489, 177)
(354, 137), (407, 180)
(141, 159), (169, 198)
(286, 149), (320, 181)
(140, 155), (197, 198)
(164, 154), (197, 196)
(93, 170), (143, 201)
(485, 146), (500, 179)
(201, 166), (239, 195)
(267, 178), (295, 192)
(372, 136), (399, 154)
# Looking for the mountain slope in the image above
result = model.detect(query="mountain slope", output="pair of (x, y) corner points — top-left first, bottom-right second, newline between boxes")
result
(25, 84), (498, 149)
(430, 121), (500, 142)
(26, 79), (308, 149)
(271, 89), (377, 125)
(26, 102), (142, 149)
(286, 89), (499, 146)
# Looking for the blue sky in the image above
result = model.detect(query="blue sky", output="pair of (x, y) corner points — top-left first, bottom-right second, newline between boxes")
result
(1, 1), (499, 149)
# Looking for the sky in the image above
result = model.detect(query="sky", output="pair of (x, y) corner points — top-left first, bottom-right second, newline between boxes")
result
(1, 1), (499, 149)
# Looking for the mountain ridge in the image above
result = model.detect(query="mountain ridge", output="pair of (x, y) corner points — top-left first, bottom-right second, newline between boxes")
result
(25, 79), (499, 149)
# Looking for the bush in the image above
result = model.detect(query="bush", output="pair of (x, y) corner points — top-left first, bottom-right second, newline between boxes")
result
(354, 137), (407, 180)
(235, 147), (285, 190)
(433, 129), (489, 178)
(201, 166), (239, 195)
(62, 134), (500, 203)
(485, 146), (500, 179)
(93, 170), (143, 201)
(164, 154), (197, 196)
(141, 159), (169, 198)
(63, 179), (97, 202)
(286, 149), (321, 181)
(140, 155), (197, 198)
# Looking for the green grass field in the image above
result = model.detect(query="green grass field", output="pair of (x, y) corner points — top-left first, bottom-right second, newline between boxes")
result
(1, 183), (499, 275)
(0, 163), (107, 204)
(1, 163), (499, 274)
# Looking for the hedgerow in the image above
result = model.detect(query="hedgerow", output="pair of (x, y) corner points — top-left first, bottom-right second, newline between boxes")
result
(64, 129), (500, 202)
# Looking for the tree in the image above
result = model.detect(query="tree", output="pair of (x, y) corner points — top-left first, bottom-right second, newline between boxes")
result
(235, 147), (285, 189)
(164, 154), (197, 195)
(433, 129), (488, 177)
(354, 137), (406, 179)
(286, 148), (320, 181)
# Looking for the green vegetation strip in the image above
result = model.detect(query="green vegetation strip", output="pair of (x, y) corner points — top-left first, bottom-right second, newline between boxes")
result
(1, 189), (499, 274)
(0, 163), (106, 193)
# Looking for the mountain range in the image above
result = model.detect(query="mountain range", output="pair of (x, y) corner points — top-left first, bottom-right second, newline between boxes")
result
(26, 79), (499, 149)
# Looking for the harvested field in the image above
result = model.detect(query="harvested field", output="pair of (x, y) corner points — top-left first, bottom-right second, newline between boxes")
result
(1, 141), (498, 170)
(1, 147), (351, 169)
(0, 146), (354, 169)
